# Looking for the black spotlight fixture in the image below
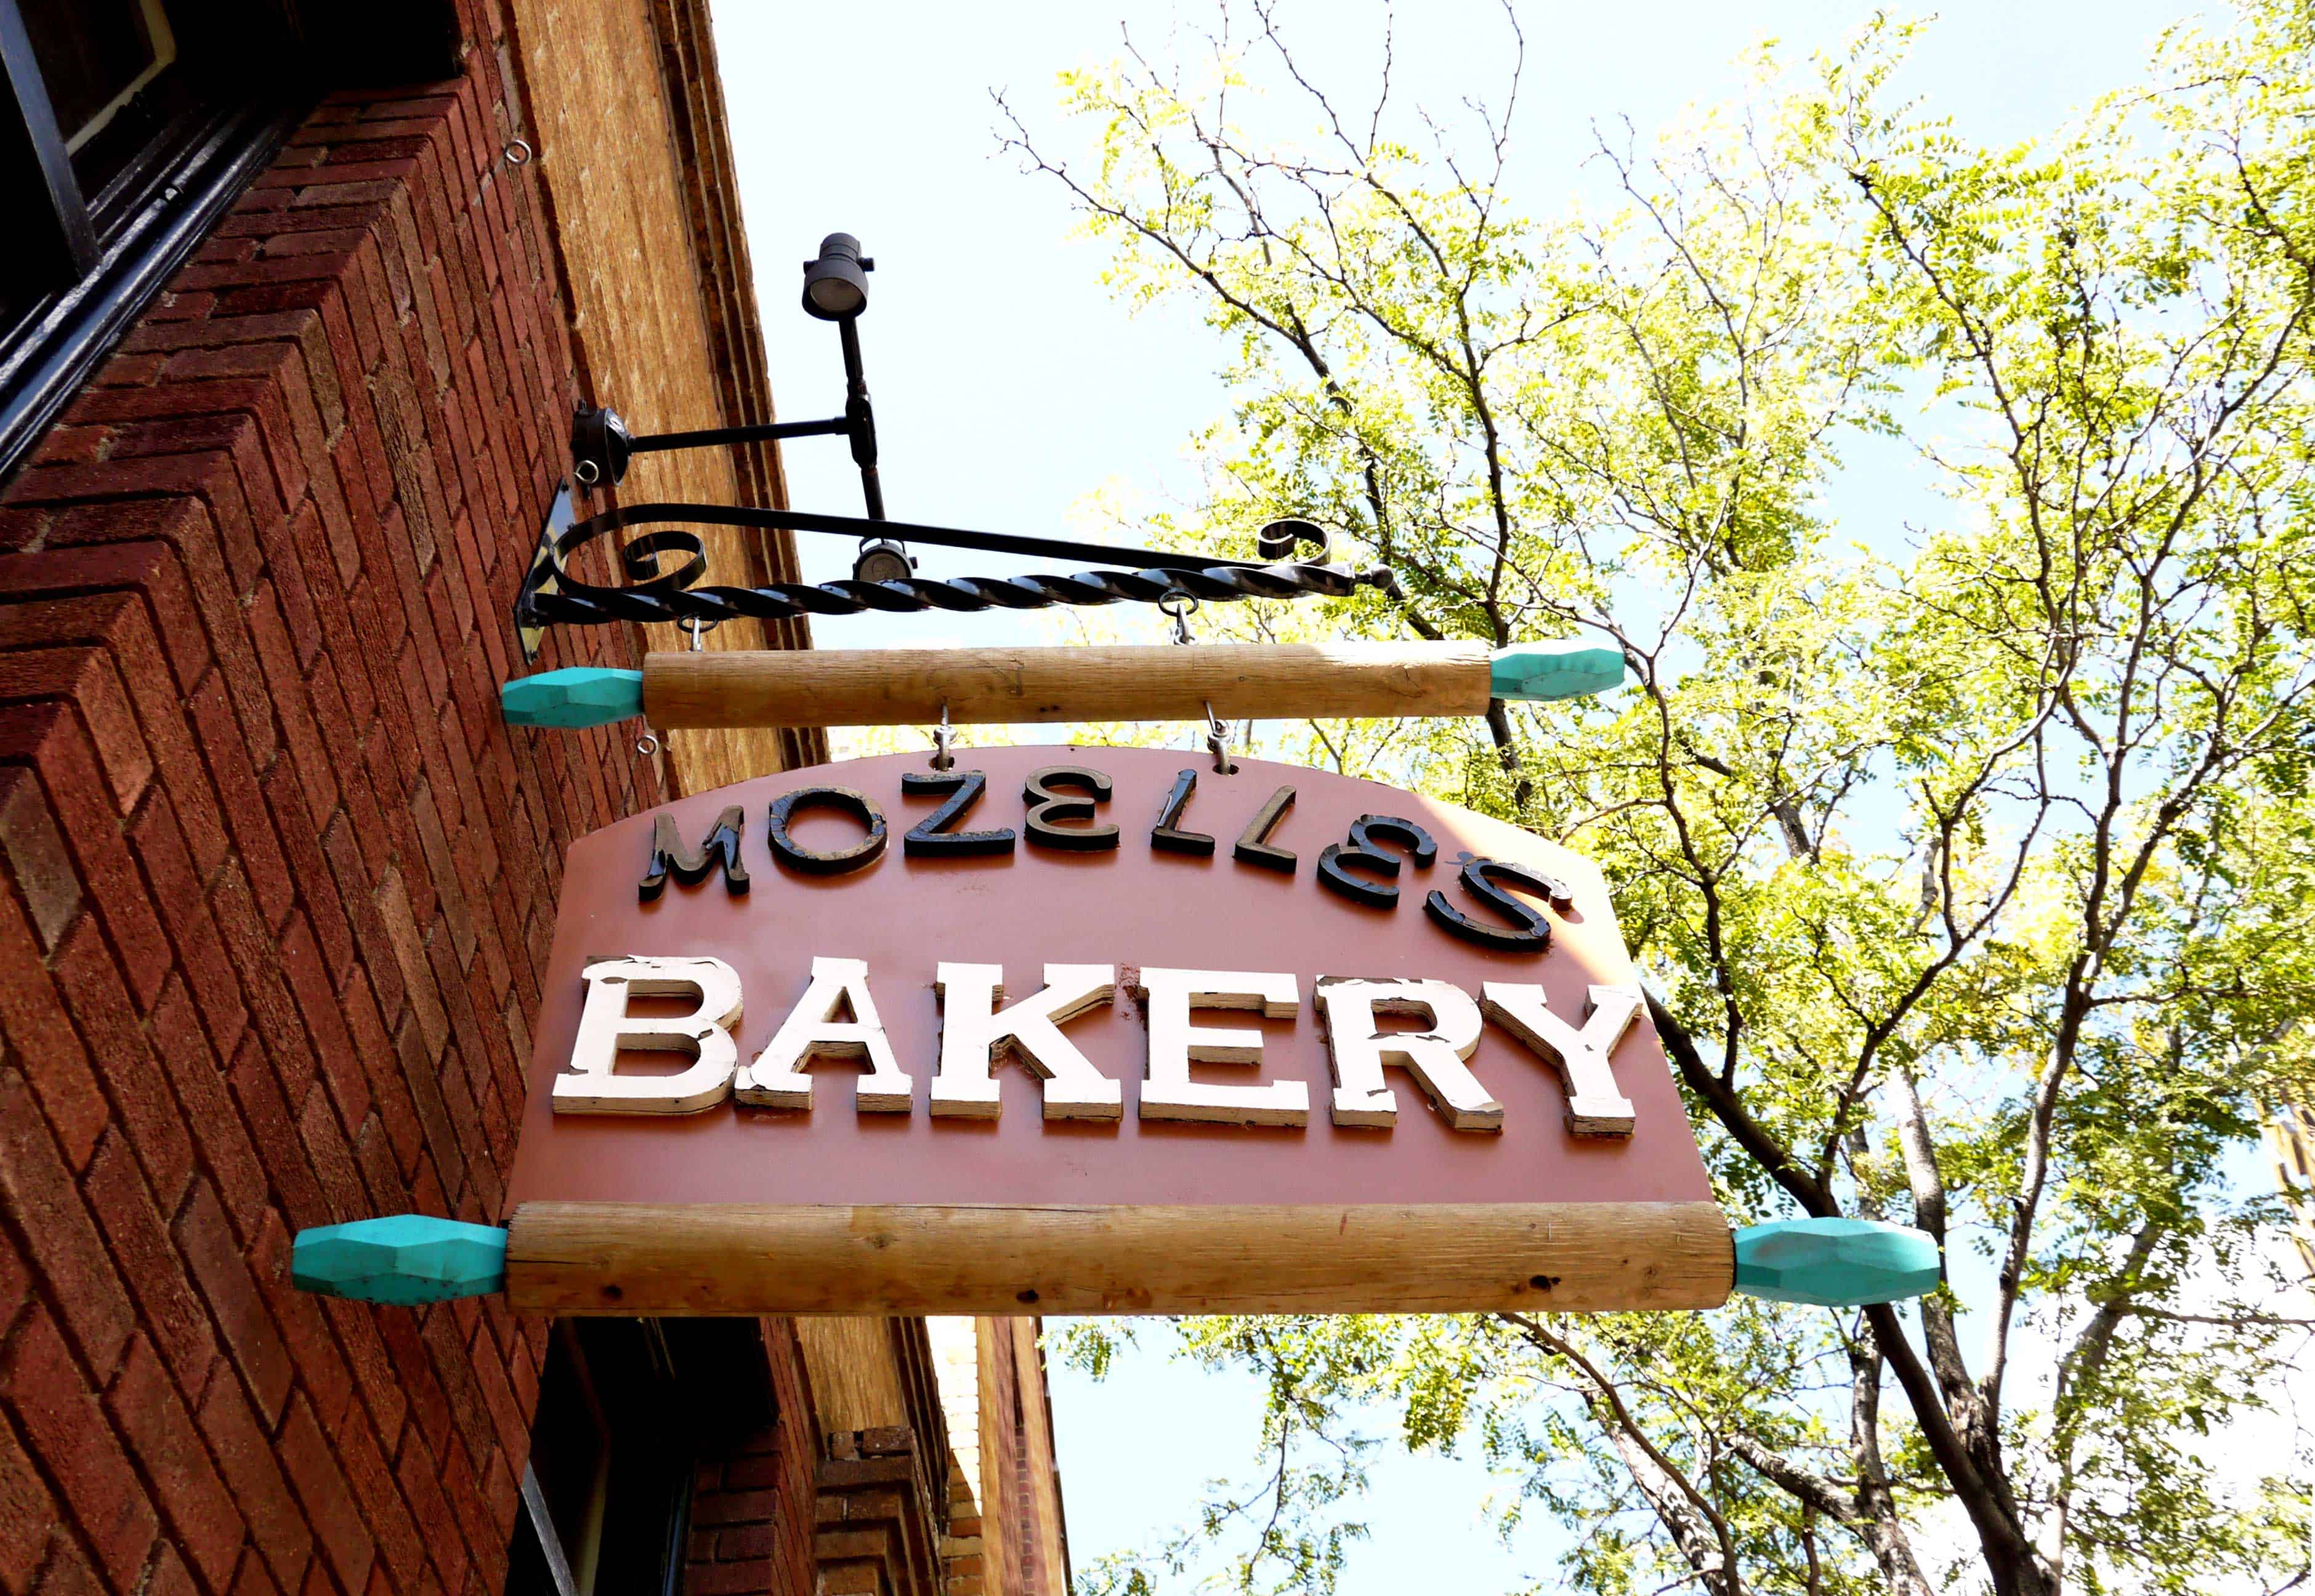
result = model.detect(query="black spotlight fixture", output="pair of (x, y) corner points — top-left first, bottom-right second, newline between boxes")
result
(851, 536), (916, 584)
(801, 232), (872, 321)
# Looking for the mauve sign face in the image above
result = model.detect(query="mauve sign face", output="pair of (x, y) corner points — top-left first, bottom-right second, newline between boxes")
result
(503, 745), (1713, 1215)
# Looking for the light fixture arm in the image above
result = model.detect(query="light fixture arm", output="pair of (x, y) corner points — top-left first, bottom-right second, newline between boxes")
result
(836, 314), (884, 522)
(571, 230), (888, 534)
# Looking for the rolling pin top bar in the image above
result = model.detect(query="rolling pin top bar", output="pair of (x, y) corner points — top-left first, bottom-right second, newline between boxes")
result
(498, 641), (1628, 731)
(644, 641), (1492, 728)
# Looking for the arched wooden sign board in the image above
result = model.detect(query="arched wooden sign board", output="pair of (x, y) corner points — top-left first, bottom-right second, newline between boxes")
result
(493, 746), (1731, 1317)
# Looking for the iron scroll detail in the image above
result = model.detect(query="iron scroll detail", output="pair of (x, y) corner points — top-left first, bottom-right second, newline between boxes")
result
(512, 491), (1394, 653)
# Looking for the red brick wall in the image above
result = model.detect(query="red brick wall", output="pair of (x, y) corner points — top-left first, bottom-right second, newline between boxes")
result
(0, 18), (676, 1596)
(682, 1323), (817, 1596)
(979, 1335), (1022, 1596)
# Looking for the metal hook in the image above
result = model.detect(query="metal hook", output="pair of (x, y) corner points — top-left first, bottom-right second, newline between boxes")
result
(636, 727), (661, 758)
(684, 615), (706, 652)
(1158, 588), (1199, 645)
(931, 705), (955, 772)
(502, 138), (533, 167)
(1202, 699), (1237, 775)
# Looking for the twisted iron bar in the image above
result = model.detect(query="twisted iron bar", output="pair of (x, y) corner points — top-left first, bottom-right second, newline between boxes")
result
(515, 498), (1399, 629)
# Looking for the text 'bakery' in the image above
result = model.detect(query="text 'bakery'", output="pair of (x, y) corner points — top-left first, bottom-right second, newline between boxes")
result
(558, 954), (1645, 1136)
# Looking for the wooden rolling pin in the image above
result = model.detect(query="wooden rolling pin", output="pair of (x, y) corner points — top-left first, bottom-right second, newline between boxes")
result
(500, 641), (1628, 730)
(288, 1208), (1941, 1315)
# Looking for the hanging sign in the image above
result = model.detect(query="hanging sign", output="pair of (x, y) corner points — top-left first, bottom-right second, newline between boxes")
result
(498, 745), (1729, 1315)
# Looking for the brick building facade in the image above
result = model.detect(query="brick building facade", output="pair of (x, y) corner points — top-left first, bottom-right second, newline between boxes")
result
(0, 4), (1068, 1596)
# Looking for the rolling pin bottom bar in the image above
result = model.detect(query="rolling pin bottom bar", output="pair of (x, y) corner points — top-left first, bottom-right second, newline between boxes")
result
(504, 1200), (1735, 1315)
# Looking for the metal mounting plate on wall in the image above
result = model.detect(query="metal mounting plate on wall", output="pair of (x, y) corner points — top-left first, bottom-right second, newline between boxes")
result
(514, 482), (576, 664)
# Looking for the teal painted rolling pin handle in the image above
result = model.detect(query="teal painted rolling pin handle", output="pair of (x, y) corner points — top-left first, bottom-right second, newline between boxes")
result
(500, 666), (644, 728)
(1731, 1217), (1943, 1307)
(1487, 643), (1627, 702)
(290, 1215), (508, 1305)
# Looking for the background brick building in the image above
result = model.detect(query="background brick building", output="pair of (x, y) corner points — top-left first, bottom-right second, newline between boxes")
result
(0, 4), (1067, 1596)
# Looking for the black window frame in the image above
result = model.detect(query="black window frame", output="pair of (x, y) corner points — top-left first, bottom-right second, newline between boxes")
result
(0, 0), (313, 474)
(0, 0), (464, 481)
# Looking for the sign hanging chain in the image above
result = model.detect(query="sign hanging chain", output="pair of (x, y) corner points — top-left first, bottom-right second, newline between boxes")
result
(1203, 700), (1237, 775)
(1160, 587), (1198, 646)
(1162, 587), (1240, 773)
(931, 705), (955, 772)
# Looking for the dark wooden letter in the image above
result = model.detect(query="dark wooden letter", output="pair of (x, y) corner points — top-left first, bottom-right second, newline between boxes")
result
(766, 787), (888, 875)
(1424, 858), (1566, 951)
(1150, 769), (1216, 856)
(901, 770), (1016, 858)
(1022, 767), (1120, 852)
(1231, 785), (1298, 874)
(639, 806), (749, 901)
(1316, 814), (1437, 909)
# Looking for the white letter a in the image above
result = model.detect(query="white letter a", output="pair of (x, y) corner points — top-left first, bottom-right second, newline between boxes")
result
(737, 956), (913, 1112)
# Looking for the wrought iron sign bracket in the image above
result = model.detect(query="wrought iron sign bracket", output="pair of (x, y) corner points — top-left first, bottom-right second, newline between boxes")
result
(510, 493), (1394, 661)
(517, 229), (1399, 659)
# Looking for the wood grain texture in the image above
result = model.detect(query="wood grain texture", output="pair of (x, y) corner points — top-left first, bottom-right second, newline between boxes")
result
(503, 1199), (1734, 1315)
(643, 642), (1495, 728)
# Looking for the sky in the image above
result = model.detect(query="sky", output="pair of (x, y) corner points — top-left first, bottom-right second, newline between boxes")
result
(703, 2), (2261, 1590)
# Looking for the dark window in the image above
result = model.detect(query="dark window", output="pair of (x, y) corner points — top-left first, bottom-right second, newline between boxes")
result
(0, 0), (307, 474)
(509, 1320), (778, 1596)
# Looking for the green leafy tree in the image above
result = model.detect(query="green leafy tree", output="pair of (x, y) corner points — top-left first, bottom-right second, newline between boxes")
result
(1001, 4), (2315, 1592)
